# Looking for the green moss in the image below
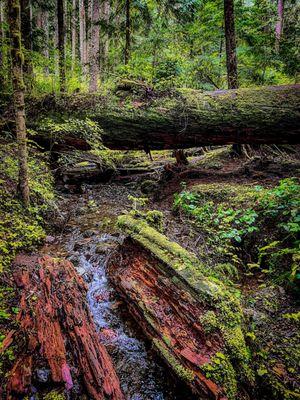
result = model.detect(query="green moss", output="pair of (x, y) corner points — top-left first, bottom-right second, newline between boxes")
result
(199, 310), (218, 334)
(44, 391), (65, 400)
(117, 214), (202, 273)
(283, 311), (300, 325)
(34, 117), (104, 151)
(153, 338), (195, 383)
(144, 210), (164, 232)
(202, 352), (238, 400)
(162, 334), (172, 347)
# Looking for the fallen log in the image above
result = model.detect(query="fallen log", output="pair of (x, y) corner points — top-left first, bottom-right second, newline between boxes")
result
(108, 215), (254, 400)
(5, 254), (124, 400)
(22, 85), (300, 150)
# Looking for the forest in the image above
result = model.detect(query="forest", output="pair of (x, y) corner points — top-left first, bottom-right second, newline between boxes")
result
(0, 0), (299, 399)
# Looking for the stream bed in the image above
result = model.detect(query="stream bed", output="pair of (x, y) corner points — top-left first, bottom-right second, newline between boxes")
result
(46, 183), (195, 400)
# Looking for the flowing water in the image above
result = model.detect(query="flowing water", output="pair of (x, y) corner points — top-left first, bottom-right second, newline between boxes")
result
(49, 184), (195, 400)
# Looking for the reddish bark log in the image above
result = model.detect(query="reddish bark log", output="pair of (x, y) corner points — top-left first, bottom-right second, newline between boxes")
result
(6, 254), (124, 400)
(108, 238), (230, 399)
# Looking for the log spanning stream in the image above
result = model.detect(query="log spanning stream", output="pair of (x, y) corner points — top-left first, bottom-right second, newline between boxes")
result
(50, 184), (195, 400)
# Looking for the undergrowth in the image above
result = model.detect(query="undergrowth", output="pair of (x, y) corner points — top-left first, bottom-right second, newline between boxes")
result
(0, 143), (54, 272)
(173, 178), (300, 291)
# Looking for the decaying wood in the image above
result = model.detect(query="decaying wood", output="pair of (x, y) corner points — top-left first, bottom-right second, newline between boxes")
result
(108, 217), (253, 400)
(108, 238), (227, 399)
(5, 254), (124, 400)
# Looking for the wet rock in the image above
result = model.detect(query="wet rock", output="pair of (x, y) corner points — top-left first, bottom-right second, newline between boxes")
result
(45, 235), (55, 244)
(68, 253), (80, 266)
(73, 240), (90, 251)
(35, 368), (50, 383)
(95, 241), (117, 255)
(83, 229), (98, 238)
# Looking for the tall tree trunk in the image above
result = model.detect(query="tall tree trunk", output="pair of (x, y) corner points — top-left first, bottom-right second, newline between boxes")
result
(36, 8), (50, 76)
(124, 0), (130, 64)
(87, 0), (93, 70)
(224, 0), (238, 89)
(89, 0), (100, 92)
(224, 0), (240, 154)
(275, 0), (284, 52)
(71, 0), (77, 72)
(43, 10), (50, 75)
(100, 0), (110, 78)
(8, 0), (30, 206)
(113, 8), (121, 70)
(0, 0), (4, 87)
(20, 0), (33, 91)
(57, 0), (66, 92)
(79, 0), (87, 75)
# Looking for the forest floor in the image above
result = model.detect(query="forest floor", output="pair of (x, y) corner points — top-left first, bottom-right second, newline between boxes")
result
(0, 143), (299, 400)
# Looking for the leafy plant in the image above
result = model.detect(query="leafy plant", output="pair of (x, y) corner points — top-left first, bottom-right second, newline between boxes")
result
(174, 179), (300, 289)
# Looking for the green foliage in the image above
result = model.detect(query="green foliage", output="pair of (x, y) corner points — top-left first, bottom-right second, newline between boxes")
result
(1, 0), (297, 95)
(0, 143), (54, 272)
(174, 179), (300, 288)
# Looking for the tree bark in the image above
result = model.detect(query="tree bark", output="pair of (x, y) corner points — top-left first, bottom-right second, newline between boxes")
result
(224, 0), (241, 154)
(100, 0), (110, 77)
(124, 0), (130, 64)
(89, 0), (100, 92)
(224, 0), (238, 89)
(25, 85), (300, 150)
(8, 0), (30, 206)
(20, 0), (33, 90)
(275, 0), (284, 52)
(36, 8), (50, 76)
(79, 0), (87, 75)
(108, 217), (252, 399)
(0, 0), (4, 87)
(57, 0), (66, 92)
(87, 0), (92, 69)
(71, 0), (77, 72)
(10, 255), (125, 400)
(43, 10), (50, 75)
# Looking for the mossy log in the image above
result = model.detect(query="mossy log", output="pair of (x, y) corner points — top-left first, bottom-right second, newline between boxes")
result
(108, 215), (254, 400)
(22, 84), (300, 150)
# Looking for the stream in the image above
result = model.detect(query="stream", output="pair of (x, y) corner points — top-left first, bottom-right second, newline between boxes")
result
(46, 183), (194, 400)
